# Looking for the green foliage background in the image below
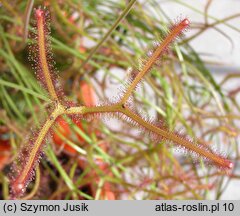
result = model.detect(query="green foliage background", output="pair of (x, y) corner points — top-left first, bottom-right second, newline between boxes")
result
(0, 0), (239, 199)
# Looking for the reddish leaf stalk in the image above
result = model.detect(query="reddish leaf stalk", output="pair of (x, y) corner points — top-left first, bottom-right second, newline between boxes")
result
(32, 8), (63, 101)
(121, 18), (190, 103)
(10, 7), (233, 199)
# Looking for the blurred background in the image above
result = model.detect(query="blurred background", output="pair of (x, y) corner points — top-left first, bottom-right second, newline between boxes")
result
(0, 0), (239, 200)
(153, 0), (240, 199)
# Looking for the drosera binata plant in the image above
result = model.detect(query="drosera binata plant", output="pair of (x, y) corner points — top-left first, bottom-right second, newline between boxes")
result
(9, 7), (233, 199)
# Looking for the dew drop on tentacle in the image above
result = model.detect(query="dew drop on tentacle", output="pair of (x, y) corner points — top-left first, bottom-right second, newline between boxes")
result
(35, 8), (44, 19)
(180, 18), (190, 27)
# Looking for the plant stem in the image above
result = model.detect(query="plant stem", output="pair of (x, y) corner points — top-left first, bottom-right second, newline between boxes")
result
(78, 0), (137, 73)
(121, 19), (190, 104)
(121, 107), (233, 169)
(36, 9), (59, 101)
